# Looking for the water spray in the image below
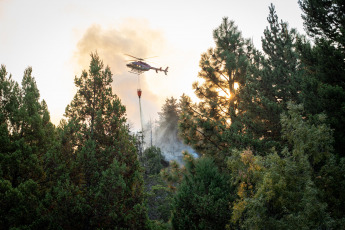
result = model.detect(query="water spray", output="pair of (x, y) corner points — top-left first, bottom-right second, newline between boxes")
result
(137, 76), (144, 155)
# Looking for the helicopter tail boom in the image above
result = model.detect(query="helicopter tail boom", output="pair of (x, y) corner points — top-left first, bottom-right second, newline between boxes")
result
(151, 66), (168, 75)
(155, 67), (162, 73)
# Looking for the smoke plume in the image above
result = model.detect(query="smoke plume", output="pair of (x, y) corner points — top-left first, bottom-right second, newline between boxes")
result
(73, 19), (167, 130)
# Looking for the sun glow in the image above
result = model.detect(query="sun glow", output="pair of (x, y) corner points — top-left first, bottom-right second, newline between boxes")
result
(218, 88), (231, 98)
(217, 82), (239, 99)
(234, 82), (239, 90)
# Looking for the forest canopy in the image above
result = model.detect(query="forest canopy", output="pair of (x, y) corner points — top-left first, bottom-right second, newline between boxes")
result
(1, 1), (345, 229)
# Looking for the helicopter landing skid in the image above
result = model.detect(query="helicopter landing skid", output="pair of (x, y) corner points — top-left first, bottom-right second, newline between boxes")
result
(128, 69), (143, 75)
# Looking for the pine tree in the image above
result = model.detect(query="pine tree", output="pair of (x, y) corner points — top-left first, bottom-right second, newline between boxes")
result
(0, 65), (55, 229)
(238, 4), (303, 153)
(141, 146), (165, 175)
(297, 2), (345, 224)
(179, 18), (253, 167)
(157, 97), (180, 145)
(297, 0), (345, 157)
(172, 153), (233, 230)
(298, 38), (345, 158)
(298, 0), (345, 53)
(47, 53), (148, 229)
(297, 38), (345, 227)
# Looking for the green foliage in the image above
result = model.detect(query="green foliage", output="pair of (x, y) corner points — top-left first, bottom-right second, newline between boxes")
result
(297, 0), (345, 157)
(0, 179), (43, 229)
(179, 18), (253, 167)
(172, 153), (233, 230)
(241, 151), (330, 229)
(238, 4), (303, 153)
(281, 103), (333, 168)
(1, 3), (345, 228)
(298, 0), (345, 52)
(317, 155), (345, 227)
(145, 174), (173, 223)
(227, 149), (262, 228)
(228, 103), (333, 229)
(141, 146), (165, 175)
(44, 53), (148, 229)
(157, 97), (180, 141)
(140, 146), (173, 224)
(297, 37), (345, 157)
(295, 3), (345, 224)
(0, 65), (56, 229)
(161, 159), (183, 192)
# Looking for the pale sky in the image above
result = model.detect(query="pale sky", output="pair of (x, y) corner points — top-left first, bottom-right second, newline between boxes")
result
(0, 0), (305, 131)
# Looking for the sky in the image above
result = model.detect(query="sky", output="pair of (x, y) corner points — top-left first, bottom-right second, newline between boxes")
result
(0, 0), (305, 131)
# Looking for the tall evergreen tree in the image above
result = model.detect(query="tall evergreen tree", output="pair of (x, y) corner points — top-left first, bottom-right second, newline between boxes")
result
(297, 0), (345, 156)
(297, 2), (345, 224)
(157, 97), (180, 144)
(46, 53), (148, 229)
(179, 18), (253, 167)
(238, 4), (302, 153)
(298, 0), (345, 53)
(154, 97), (181, 154)
(0, 65), (55, 229)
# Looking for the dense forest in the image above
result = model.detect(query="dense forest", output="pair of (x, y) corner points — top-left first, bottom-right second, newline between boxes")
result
(1, 1), (345, 229)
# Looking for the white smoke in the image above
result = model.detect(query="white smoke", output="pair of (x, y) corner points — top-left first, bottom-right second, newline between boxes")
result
(73, 19), (167, 130)
(143, 116), (198, 165)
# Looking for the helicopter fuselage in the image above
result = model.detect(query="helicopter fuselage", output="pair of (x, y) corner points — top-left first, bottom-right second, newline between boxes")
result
(126, 60), (168, 75)
(125, 54), (168, 75)
(126, 61), (151, 73)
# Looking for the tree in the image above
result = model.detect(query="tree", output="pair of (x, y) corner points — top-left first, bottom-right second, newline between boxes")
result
(154, 97), (182, 155)
(238, 4), (303, 153)
(157, 97), (180, 142)
(140, 146), (172, 225)
(172, 153), (233, 230)
(0, 65), (55, 229)
(296, 3), (345, 224)
(228, 103), (333, 229)
(298, 0), (345, 53)
(179, 18), (253, 167)
(141, 146), (165, 175)
(317, 154), (345, 227)
(297, 0), (345, 157)
(297, 38), (345, 157)
(46, 53), (148, 229)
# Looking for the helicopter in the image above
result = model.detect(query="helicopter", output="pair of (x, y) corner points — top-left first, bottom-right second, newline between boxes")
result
(125, 54), (168, 75)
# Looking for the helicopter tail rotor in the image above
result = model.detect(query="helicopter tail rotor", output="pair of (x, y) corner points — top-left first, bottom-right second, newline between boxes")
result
(164, 67), (168, 75)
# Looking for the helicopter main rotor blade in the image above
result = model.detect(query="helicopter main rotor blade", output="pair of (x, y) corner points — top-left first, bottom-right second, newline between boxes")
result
(142, 56), (158, 60)
(124, 54), (144, 61)
(124, 54), (159, 61)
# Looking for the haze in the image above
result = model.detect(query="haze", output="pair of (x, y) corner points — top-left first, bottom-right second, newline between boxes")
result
(0, 0), (304, 130)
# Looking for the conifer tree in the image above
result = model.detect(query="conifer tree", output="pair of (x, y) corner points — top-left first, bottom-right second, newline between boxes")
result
(298, 0), (345, 53)
(0, 65), (55, 229)
(296, 27), (345, 157)
(140, 146), (173, 224)
(157, 97), (180, 145)
(47, 53), (148, 229)
(172, 153), (233, 230)
(296, 2), (345, 224)
(238, 4), (302, 152)
(179, 18), (253, 166)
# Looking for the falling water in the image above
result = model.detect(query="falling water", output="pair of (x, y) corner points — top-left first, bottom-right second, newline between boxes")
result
(137, 76), (144, 155)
